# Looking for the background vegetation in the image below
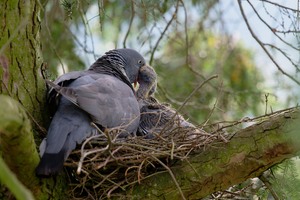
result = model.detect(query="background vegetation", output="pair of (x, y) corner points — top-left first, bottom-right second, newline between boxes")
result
(39, 1), (300, 198)
(0, 0), (299, 199)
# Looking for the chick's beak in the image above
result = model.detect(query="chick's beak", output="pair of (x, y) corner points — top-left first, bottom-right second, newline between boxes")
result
(133, 81), (138, 89)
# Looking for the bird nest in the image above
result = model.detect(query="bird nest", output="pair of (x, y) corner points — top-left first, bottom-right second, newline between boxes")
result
(66, 126), (227, 199)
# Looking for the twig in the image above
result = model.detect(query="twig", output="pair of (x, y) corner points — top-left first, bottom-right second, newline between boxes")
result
(202, 81), (222, 127)
(160, 74), (218, 134)
(258, 0), (299, 12)
(149, 0), (180, 65)
(259, 173), (280, 200)
(265, 93), (269, 114)
(43, 3), (66, 74)
(123, 0), (135, 48)
(237, 0), (300, 85)
(247, 0), (299, 51)
(171, 138), (175, 160)
(177, 74), (218, 113)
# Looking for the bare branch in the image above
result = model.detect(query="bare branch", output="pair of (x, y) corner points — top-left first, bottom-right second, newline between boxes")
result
(238, 0), (300, 85)
(149, 1), (180, 65)
(123, 0), (135, 48)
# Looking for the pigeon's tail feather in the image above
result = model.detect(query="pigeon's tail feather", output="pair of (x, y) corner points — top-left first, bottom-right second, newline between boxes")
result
(35, 150), (66, 177)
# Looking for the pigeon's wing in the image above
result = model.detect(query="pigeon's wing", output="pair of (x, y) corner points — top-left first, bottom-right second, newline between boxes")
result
(36, 97), (96, 177)
(47, 74), (140, 135)
(48, 71), (85, 95)
(53, 71), (89, 84)
(46, 80), (79, 107)
(44, 100), (92, 154)
(74, 75), (140, 134)
(47, 71), (88, 115)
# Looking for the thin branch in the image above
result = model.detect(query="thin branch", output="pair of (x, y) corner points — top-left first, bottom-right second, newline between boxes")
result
(247, 0), (299, 51)
(79, 6), (97, 60)
(180, 0), (189, 66)
(149, 1), (180, 65)
(259, 172), (280, 200)
(43, 2), (66, 74)
(265, 43), (300, 71)
(258, 0), (299, 12)
(238, 0), (300, 85)
(123, 0), (135, 48)
(202, 82), (222, 126)
(160, 74), (218, 133)
(97, 0), (104, 32)
(176, 74), (219, 113)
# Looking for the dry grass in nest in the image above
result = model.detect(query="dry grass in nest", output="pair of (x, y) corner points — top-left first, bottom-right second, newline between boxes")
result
(65, 125), (227, 199)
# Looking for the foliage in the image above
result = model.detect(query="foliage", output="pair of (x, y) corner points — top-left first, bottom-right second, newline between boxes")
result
(155, 31), (264, 123)
(41, 0), (264, 123)
(40, 0), (86, 77)
(1, 0), (298, 199)
(38, 1), (277, 198)
(266, 159), (300, 199)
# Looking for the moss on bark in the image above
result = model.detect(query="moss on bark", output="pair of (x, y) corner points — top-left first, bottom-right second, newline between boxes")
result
(0, 95), (42, 198)
(129, 108), (300, 199)
(0, 1), (68, 199)
(0, 0), (46, 129)
(0, 95), (69, 200)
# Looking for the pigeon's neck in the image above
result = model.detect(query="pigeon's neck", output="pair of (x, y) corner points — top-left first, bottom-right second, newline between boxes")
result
(88, 57), (134, 92)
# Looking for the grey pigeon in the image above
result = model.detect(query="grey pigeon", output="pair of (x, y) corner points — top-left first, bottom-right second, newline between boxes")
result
(36, 48), (147, 177)
(136, 65), (203, 139)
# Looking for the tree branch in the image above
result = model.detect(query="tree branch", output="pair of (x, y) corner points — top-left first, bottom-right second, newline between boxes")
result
(0, 95), (70, 200)
(129, 107), (300, 199)
(0, 156), (34, 200)
(149, 1), (180, 65)
(0, 95), (40, 192)
(237, 0), (300, 85)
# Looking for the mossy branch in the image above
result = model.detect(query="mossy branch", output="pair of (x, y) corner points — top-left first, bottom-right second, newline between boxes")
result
(0, 156), (34, 200)
(0, 95), (42, 198)
(129, 108), (300, 199)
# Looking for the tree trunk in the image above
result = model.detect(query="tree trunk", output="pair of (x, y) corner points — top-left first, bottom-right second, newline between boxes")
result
(0, 0), (45, 129)
(0, 1), (68, 199)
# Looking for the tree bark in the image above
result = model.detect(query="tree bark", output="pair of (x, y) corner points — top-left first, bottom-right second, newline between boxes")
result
(0, 94), (70, 200)
(0, 1), (68, 199)
(129, 108), (300, 199)
(0, 0), (46, 129)
(0, 95), (40, 196)
(0, 135), (34, 200)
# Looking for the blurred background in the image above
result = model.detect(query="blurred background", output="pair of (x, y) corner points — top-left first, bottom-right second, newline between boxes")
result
(42, 0), (299, 122)
(40, 0), (300, 198)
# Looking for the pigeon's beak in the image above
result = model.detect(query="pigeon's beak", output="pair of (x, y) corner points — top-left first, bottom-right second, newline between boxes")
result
(133, 74), (140, 90)
(135, 64), (148, 89)
(133, 81), (138, 89)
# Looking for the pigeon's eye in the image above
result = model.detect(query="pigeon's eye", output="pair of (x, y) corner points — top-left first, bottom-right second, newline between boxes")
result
(138, 60), (143, 64)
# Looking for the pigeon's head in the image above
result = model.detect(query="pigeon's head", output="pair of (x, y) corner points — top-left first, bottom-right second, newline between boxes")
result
(136, 65), (157, 99)
(106, 48), (146, 84)
(139, 65), (157, 94)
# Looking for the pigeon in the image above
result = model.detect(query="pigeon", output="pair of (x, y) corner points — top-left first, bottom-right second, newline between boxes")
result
(136, 65), (204, 139)
(36, 48), (147, 177)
